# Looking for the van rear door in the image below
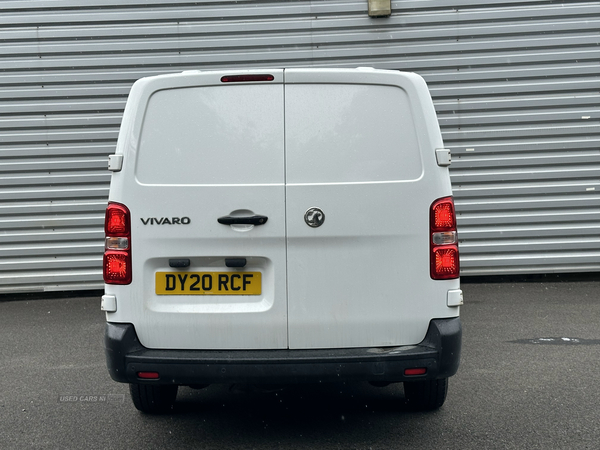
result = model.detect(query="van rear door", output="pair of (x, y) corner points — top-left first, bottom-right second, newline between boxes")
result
(117, 68), (448, 352)
(130, 70), (288, 350)
(284, 69), (433, 349)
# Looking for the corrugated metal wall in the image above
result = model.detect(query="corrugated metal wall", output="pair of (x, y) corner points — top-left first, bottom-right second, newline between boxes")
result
(0, 0), (598, 292)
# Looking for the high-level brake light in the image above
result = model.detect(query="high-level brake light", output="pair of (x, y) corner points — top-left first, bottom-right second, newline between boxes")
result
(103, 202), (132, 285)
(430, 197), (459, 280)
(220, 74), (274, 83)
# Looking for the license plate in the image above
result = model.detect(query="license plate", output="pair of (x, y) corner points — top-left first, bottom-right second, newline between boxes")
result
(155, 271), (261, 295)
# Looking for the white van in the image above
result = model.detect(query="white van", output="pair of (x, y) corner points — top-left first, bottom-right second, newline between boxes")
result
(102, 68), (462, 414)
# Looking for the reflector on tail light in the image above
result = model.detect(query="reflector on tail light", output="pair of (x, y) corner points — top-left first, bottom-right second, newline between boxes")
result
(137, 372), (160, 379)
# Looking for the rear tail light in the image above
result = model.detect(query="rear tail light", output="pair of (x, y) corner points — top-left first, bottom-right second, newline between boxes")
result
(104, 202), (132, 285)
(430, 197), (459, 280)
(104, 251), (131, 285)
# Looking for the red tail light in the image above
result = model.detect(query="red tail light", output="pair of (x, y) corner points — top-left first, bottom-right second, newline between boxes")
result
(104, 202), (132, 285)
(432, 201), (455, 230)
(430, 197), (459, 280)
(105, 203), (129, 235)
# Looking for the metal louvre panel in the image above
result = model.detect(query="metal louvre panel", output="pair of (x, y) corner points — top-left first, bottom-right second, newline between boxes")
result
(0, 1), (598, 292)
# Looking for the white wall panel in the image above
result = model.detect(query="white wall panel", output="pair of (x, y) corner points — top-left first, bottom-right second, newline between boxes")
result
(0, 0), (598, 292)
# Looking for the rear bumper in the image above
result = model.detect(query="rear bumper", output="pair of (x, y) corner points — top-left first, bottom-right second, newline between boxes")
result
(105, 318), (461, 385)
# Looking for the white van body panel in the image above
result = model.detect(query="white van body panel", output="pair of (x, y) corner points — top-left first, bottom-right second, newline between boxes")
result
(105, 68), (459, 351)
(106, 70), (289, 349)
(284, 69), (452, 348)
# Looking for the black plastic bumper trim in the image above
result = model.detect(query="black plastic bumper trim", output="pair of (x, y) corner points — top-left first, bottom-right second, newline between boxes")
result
(105, 318), (461, 385)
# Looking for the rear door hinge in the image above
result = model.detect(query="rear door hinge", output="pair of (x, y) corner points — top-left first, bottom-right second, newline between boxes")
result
(108, 154), (123, 172)
(435, 148), (451, 167)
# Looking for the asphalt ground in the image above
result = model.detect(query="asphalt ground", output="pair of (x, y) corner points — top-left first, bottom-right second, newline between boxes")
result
(1, 278), (599, 449)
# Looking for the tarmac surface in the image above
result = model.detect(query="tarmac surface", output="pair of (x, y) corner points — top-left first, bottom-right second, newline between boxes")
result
(1, 277), (599, 449)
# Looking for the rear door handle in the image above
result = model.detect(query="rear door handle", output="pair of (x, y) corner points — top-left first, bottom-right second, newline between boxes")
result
(217, 215), (268, 226)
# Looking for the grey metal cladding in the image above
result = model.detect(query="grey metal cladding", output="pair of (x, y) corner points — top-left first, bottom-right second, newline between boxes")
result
(0, 0), (598, 292)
